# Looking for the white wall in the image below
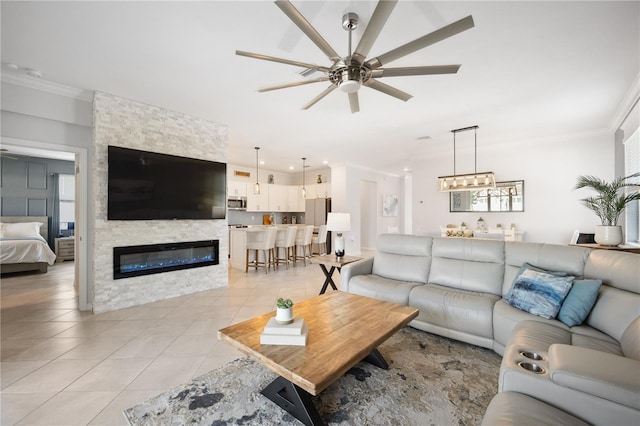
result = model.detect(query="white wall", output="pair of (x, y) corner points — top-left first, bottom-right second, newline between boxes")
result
(411, 130), (615, 244)
(331, 163), (404, 255)
(1, 79), (93, 309)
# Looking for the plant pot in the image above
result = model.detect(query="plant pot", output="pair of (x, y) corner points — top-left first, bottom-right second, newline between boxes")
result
(275, 307), (294, 324)
(595, 225), (623, 246)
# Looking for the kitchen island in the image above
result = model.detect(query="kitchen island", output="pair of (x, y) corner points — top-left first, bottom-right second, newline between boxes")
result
(229, 225), (308, 270)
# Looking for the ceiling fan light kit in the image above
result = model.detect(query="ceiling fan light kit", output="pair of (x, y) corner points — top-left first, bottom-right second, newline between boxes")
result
(237, 0), (474, 113)
(438, 125), (496, 193)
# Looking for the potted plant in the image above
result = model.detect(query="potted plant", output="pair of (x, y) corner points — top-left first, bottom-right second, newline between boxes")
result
(575, 173), (640, 246)
(275, 297), (294, 324)
(460, 222), (467, 230)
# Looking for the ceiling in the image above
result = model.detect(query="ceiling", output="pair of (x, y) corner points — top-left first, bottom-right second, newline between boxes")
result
(1, 1), (638, 174)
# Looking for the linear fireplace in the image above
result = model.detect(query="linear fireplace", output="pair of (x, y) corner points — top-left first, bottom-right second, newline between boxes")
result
(113, 240), (219, 280)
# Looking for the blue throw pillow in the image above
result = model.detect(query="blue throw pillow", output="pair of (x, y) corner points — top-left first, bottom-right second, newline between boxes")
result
(505, 269), (575, 319)
(505, 262), (569, 299)
(557, 279), (602, 327)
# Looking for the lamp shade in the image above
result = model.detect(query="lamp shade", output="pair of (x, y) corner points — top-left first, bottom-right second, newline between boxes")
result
(326, 213), (351, 232)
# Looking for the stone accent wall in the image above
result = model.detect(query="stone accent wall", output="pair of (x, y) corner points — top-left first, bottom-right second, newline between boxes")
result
(92, 92), (228, 313)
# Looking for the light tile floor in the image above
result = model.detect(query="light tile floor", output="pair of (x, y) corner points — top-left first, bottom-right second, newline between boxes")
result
(1, 259), (341, 425)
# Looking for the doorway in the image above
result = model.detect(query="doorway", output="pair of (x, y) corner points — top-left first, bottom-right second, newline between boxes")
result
(1, 137), (89, 310)
(360, 180), (377, 250)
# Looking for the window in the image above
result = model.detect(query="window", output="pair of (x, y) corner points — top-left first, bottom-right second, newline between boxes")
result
(624, 127), (640, 243)
(59, 174), (75, 234)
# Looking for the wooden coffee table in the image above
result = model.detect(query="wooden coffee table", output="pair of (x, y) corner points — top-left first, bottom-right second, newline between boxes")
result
(218, 291), (418, 426)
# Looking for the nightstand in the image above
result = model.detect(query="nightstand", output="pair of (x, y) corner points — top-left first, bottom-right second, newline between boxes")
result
(55, 237), (75, 262)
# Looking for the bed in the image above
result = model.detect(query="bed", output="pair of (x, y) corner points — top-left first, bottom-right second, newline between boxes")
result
(1, 216), (57, 274)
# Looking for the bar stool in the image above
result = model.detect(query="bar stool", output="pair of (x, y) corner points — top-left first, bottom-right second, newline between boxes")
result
(245, 227), (278, 273)
(311, 224), (328, 255)
(275, 226), (298, 269)
(294, 225), (314, 266)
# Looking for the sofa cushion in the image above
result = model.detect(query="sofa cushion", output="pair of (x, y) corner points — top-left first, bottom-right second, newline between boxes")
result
(557, 279), (602, 327)
(587, 285), (640, 342)
(348, 274), (422, 306)
(493, 300), (569, 353)
(481, 392), (590, 426)
(503, 242), (589, 295)
(504, 269), (574, 319)
(584, 249), (640, 294)
(429, 238), (504, 295)
(548, 344), (640, 409)
(410, 284), (500, 339)
(371, 234), (431, 284)
(620, 317), (640, 360)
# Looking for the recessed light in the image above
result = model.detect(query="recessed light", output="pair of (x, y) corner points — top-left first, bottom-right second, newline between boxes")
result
(323, 160), (329, 165)
(417, 136), (432, 140)
(289, 166), (294, 170)
(6, 63), (19, 71)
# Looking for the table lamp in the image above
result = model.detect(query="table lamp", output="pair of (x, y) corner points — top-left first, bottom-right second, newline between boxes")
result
(326, 212), (351, 258)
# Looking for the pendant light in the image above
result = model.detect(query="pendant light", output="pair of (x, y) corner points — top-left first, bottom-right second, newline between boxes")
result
(254, 147), (261, 195)
(301, 157), (307, 199)
(438, 125), (496, 192)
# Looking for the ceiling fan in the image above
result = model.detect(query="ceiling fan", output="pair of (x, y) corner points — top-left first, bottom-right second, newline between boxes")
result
(0, 149), (19, 160)
(236, 0), (474, 113)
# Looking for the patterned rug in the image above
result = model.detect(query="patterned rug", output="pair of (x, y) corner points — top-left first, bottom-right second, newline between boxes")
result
(124, 327), (501, 425)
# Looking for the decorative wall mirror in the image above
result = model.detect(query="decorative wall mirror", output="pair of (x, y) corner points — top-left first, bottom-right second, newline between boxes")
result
(450, 180), (524, 212)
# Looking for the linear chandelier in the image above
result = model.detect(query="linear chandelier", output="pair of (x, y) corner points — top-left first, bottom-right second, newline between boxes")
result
(438, 125), (496, 192)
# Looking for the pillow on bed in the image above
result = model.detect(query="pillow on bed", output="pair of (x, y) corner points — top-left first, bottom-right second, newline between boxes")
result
(2, 222), (43, 238)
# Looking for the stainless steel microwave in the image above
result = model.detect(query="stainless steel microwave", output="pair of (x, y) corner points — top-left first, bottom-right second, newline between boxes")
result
(227, 196), (247, 210)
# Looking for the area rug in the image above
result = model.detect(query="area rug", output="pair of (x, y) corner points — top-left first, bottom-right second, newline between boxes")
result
(124, 327), (501, 425)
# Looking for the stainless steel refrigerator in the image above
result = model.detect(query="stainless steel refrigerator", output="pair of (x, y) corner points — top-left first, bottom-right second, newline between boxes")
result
(305, 198), (331, 254)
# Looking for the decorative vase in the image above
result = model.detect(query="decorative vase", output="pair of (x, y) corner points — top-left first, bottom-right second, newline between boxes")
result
(594, 225), (623, 246)
(275, 307), (294, 324)
(317, 175), (322, 184)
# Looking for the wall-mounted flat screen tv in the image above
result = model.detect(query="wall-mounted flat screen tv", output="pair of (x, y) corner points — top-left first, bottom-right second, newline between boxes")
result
(108, 146), (227, 220)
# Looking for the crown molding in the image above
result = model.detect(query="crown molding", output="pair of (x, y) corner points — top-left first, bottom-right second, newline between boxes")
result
(610, 72), (640, 131)
(1, 71), (94, 102)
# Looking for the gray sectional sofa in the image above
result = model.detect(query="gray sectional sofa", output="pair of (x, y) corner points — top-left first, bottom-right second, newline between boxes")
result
(340, 234), (640, 425)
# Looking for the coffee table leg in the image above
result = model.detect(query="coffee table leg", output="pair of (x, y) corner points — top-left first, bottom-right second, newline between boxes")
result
(363, 348), (389, 370)
(261, 376), (325, 426)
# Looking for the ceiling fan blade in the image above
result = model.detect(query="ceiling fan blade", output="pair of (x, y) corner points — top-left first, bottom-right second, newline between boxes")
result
(348, 92), (360, 114)
(236, 50), (330, 73)
(258, 77), (330, 92)
(371, 65), (461, 78)
(352, 0), (398, 64)
(365, 15), (474, 69)
(275, 0), (341, 62)
(302, 85), (337, 110)
(364, 79), (413, 102)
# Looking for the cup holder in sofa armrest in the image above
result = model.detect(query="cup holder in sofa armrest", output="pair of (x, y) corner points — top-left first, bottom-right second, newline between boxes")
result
(518, 361), (546, 374)
(520, 350), (545, 361)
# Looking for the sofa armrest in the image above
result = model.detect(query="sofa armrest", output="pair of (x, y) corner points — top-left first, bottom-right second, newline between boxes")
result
(340, 257), (374, 292)
(548, 343), (640, 409)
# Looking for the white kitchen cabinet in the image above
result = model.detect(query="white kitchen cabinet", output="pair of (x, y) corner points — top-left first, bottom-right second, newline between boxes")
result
(268, 184), (288, 211)
(288, 185), (305, 212)
(228, 181), (247, 197)
(305, 183), (331, 199)
(247, 186), (268, 211)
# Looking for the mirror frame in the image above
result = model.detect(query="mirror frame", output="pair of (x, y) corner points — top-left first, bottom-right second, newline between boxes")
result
(450, 180), (525, 213)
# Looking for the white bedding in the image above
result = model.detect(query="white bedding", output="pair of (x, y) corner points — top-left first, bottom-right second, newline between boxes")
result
(0, 236), (57, 265)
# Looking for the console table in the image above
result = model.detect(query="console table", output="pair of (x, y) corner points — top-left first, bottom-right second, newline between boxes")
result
(570, 243), (640, 254)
